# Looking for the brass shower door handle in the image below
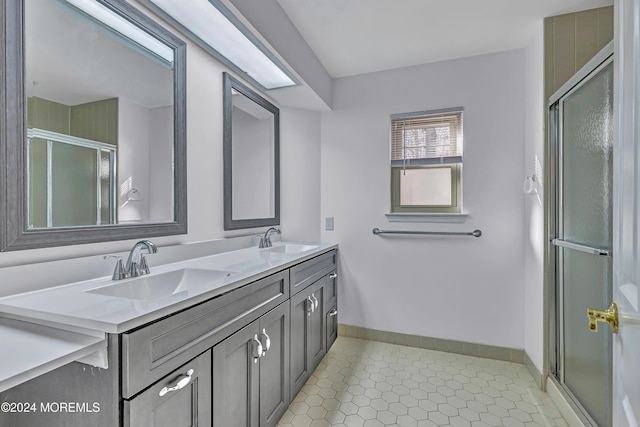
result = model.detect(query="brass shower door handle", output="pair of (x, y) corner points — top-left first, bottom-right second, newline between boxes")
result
(587, 302), (618, 333)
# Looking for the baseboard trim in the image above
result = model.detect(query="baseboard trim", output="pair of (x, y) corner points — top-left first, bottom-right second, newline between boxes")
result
(524, 350), (544, 390)
(546, 377), (591, 427)
(338, 323), (524, 364)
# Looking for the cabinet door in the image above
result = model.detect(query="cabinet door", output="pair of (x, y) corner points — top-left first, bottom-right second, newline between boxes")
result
(259, 302), (290, 427)
(290, 286), (312, 397)
(325, 270), (337, 313)
(124, 350), (212, 427)
(289, 278), (326, 398)
(308, 280), (326, 370)
(326, 305), (338, 350)
(213, 321), (260, 427)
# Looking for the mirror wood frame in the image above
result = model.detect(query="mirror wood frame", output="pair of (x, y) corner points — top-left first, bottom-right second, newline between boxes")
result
(0, 0), (188, 251)
(223, 72), (280, 230)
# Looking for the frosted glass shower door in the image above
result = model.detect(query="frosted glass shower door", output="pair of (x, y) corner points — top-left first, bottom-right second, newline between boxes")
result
(555, 59), (613, 426)
(27, 130), (116, 228)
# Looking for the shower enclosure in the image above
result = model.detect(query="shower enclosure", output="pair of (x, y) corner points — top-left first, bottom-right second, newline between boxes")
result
(548, 46), (613, 426)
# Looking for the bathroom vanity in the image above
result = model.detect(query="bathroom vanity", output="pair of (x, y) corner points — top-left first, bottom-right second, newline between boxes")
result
(0, 243), (338, 427)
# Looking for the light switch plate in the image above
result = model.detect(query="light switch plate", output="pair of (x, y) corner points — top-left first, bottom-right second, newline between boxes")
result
(325, 217), (334, 231)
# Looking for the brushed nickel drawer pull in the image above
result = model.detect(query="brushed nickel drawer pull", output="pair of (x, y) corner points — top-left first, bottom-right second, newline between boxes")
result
(159, 369), (194, 397)
(260, 328), (271, 356)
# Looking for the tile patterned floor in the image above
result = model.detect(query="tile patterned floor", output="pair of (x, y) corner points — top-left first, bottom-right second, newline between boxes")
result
(277, 337), (567, 427)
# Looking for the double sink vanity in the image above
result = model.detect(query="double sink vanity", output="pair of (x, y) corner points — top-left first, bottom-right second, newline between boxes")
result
(0, 0), (335, 425)
(0, 240), (338, 427)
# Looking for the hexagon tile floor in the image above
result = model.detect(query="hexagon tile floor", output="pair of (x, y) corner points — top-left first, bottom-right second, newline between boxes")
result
(276, 337), (567, 427)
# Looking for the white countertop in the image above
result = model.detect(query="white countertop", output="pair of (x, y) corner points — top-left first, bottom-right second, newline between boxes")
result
(0, 317), (106, 393)
(0, 241), (336, 393)
(0, 242), (337, 334)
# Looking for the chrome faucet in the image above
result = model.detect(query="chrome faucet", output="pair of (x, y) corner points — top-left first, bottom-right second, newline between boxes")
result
(125, 240), (158, 277)
(105, 240), (159, 280)
(259, 227), (281, 248)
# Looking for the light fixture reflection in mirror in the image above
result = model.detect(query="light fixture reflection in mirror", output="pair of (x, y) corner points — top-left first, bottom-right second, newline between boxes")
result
(223, 72), (280, 230)
(0, 0), (188, 251)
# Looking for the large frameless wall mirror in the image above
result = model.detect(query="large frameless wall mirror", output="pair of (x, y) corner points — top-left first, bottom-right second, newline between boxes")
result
(223, 72), (280, 230)
(0, 0), (187, 251)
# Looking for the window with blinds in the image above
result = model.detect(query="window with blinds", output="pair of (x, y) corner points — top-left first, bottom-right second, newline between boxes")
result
(391, 108), (463, 166)
(390, 107), (463, 213)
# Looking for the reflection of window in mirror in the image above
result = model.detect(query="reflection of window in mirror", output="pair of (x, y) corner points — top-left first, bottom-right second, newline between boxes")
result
(25, 0), (175, 228)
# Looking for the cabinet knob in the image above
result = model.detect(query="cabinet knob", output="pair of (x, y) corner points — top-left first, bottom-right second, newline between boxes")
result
(260, 328), (271, 356)
(159, 369), (194, 397)
(329, 273), (338, 279)
(329, 309), (338, 317)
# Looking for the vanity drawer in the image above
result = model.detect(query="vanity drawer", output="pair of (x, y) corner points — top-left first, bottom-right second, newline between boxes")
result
(123, 350), (212, 427)
(121, 270), (289, 398)
(290, 250), (337, 296)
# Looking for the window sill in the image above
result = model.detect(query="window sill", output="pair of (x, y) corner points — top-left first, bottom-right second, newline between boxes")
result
(385, 212), (468, 223)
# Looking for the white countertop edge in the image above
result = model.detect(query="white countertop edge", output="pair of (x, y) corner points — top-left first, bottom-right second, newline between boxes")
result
(0, 243), (339, 334)
(0, 318), (107, 393)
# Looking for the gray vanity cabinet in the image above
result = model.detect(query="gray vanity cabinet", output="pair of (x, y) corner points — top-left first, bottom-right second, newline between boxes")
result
(259, 302), (291, 427)
(325, 271), (338, 350)
(212, 320), (259, 427)
(123, 350), (211, 427)
(0, 249), (336, 427)
(212, 301), (290, 427)
(290, 277), (326, 398)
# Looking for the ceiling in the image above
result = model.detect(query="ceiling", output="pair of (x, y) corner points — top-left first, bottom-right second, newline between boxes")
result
(26, 0), (173, 108)
(277, 0), (614, 78)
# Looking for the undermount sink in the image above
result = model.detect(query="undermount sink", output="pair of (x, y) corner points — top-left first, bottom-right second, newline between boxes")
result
(264, 243), (320, 254)
(86, 268), (236, 301)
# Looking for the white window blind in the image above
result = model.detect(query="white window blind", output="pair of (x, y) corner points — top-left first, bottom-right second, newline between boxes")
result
(391, 107), (463, 166)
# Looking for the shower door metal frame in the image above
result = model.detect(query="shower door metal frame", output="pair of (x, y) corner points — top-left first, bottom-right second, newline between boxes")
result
(26, 128), (117, 228)
(547, 43), (614, 427)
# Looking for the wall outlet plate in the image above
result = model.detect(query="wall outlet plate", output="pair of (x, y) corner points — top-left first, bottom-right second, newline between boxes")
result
(325, 217), (334, 231)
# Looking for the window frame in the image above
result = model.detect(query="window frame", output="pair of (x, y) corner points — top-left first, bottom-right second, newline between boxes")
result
(389, 107), (463, 214)
(390, 164), (462, 213)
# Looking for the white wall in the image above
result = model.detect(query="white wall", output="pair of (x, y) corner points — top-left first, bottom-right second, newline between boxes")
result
(320, 50), (527, 349)
(524, 24), (546, 373)
(0, 1), (322, 292)
(118, 98), (151, 223)
(280, 107), (322, 242)
(232, 108), (275, 219)
(148, 105), (174, 222)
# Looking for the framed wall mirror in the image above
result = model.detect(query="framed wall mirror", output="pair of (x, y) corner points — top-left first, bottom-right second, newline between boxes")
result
(0, 0), (187, 251)
(223, 72), (280, 230)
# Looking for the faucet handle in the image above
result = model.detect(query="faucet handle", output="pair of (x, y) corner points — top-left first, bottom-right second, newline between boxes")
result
(129, 261), (141, 277)
(139, 255), (150, 275)
(104, 255), (127, 280)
